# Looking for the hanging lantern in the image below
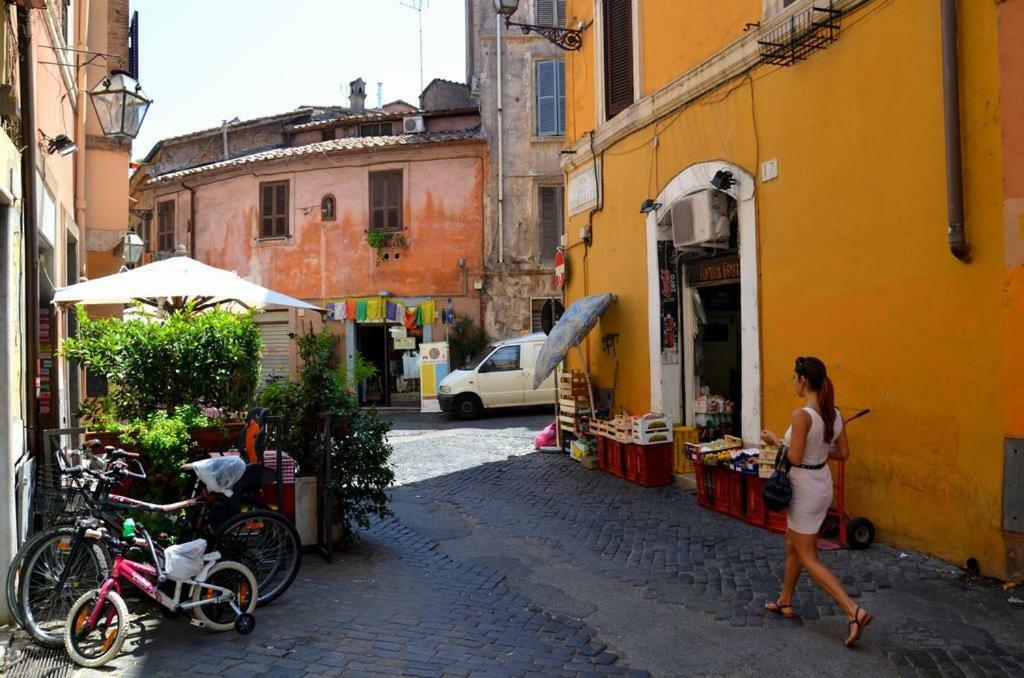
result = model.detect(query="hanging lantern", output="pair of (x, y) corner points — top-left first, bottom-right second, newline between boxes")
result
(88, 70), (152, 141)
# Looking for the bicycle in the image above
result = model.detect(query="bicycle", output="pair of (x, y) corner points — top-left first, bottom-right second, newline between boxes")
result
(16, 444), (300, 648)
(64, 519), (257, 668)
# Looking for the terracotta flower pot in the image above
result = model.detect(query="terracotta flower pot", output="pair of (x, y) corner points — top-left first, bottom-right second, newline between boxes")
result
(190, 421), (244, 451)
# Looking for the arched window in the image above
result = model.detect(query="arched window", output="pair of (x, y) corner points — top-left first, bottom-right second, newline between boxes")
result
(321, 195), (336, 221)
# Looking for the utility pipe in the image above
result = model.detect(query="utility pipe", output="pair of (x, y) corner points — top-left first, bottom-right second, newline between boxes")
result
(941, 0), (969, 262)
(496, 13), (504, 265)
(74, 0), (90, 278)
(18, 6), (40, 456)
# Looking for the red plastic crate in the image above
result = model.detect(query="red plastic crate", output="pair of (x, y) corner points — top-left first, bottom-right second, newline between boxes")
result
(693, 462), (714, 508)
(711, 469), (731, 513)
(625, 443), (672, 487)
(598, 438), (626, 478)
(597, 437), (610, 472)
(767, 507), (789, 533)
(744, 475), (768, 527)
(726, 470), (745, 519)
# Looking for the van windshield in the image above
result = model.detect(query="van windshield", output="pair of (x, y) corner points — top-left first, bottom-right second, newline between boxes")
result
(463, 345), (498, 370)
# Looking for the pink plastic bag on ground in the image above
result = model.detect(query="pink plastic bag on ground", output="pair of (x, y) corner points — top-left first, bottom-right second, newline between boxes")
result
(534, 423), (557, 450)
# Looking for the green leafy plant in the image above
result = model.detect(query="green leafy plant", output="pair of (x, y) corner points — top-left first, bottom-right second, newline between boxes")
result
(61, 305), (262, 422)
(448, 314), (491, 369)
(257, 327), (394, 546)
(366, 231), (408, 261)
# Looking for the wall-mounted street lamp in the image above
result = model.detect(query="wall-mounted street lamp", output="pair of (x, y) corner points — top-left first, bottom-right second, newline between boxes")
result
(88, 69), (152, 142)
(493, 0), (584, 51)
(121, 230), (145, 266)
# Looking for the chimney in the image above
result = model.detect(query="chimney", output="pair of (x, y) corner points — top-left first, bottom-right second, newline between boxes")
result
(349, 77), (366, 113)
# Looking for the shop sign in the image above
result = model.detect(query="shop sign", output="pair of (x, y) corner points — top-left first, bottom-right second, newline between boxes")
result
(687, 254), (740, 287)
(394, 337), (416, 350)
(554, 250), (567, 289)
(657, 240), (679, 364)
(419, 342), (450, 414)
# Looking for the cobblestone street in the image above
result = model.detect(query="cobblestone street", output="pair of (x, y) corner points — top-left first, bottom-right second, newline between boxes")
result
(6, 411), (1024, 677)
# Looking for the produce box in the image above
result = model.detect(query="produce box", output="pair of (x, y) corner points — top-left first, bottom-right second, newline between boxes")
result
(744, 475), (768, 528)
(672, 428), (697, 474)
(558, 371), (589, 398)
(694, 462), (714, 508)
(631, 416), (672, 438)
(634, 428), (673, 445)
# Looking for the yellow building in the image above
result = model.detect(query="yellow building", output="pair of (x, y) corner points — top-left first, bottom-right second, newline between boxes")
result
(559, 0), (1024, 579)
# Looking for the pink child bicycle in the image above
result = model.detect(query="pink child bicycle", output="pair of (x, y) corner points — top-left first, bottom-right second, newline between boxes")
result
(63, 518), (257, 668)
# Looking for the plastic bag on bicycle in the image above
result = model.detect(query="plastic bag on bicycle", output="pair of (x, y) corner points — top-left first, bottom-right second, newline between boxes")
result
(163, 538), (208, 581)
(193, 457), (246, 496)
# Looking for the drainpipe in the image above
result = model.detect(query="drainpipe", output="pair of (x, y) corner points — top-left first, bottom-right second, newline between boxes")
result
(496, 13), (504, 265)
(74, 0), (90, 277)
(941, 0), (969, 262)
(18, 5), (40, 455)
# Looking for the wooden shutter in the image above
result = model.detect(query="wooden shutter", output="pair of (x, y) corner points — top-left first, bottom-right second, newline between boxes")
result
(536, 61), (557, 137)
(370, 171), (403, 231)
(260, 181), (289, 238)
(604, 0), (634, 119)
(157, 200), (174, 251)
(539, 185), (563, 264)
(537, 0), (566, 26)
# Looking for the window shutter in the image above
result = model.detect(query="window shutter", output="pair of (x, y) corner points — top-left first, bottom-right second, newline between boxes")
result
(539, 186), (563, 264)
(537, 0), (554, 26)
(275, 183), (288, 236)
(556, 60), (565, 136)
(386, 172), (402, 229)
(604, 0), (634, 119)
(536, 61), (557, 137)
(557, 0), (566, 26)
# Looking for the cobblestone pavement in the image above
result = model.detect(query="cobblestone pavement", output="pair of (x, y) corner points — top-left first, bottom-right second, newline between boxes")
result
(4, 411), (1024, 677)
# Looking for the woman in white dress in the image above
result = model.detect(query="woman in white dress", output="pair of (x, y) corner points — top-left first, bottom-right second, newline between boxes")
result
(760, 357), (873, 647)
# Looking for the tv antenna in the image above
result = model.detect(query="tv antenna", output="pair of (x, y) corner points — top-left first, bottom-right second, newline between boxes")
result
(400, 0), (429, 93)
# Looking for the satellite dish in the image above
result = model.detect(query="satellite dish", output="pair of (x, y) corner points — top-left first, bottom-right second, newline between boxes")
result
(541, 299), (565, 335)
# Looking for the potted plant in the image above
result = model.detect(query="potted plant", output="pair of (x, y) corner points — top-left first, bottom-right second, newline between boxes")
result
(258, 328), (393, 547)
(366, 230), (408, 262)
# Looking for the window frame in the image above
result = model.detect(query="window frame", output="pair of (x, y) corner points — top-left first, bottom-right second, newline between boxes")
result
(259, 180), (290, 240)
(359, 122), (394, 137)
(156, 199), (175, 252)
(369, 170), (404, 232)
(321, 194), (336, 222)
(321, 127), (336, 141)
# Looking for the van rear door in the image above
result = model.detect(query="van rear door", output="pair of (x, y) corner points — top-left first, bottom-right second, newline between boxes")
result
(524, 341), (556, 405)
(476, 344), (526, 407)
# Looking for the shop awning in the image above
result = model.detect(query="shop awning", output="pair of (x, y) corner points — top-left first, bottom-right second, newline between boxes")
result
(52, 255), (325, 313)
(533, 293), (615, 391)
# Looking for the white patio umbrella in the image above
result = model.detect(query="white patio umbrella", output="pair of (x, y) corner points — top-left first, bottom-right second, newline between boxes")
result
(52, 256), (325, 313)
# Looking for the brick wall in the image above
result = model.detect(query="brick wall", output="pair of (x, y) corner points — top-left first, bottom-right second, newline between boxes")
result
(107, 0), (129, 65)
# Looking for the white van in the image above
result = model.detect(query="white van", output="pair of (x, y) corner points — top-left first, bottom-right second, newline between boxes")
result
(438, 333), (556, 419)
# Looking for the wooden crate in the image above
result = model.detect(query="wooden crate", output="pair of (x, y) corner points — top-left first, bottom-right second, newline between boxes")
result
(558, 371), (589, 398)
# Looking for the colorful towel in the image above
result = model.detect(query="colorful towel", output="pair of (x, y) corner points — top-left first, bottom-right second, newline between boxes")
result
(355, 300), (368, 322)
(405, 307), (418, 329)
(366, 297), (384, 321)
(386, 301), (400, 323)
(417, 300), (436, 327)
(345, 300), (356, 320)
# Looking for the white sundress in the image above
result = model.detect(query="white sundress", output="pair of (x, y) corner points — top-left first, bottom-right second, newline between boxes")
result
(783, 407), (843, 535)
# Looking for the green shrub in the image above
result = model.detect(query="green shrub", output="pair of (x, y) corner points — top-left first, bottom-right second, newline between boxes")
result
(61, 305), (262, 421)
(448, 314), (490, 369)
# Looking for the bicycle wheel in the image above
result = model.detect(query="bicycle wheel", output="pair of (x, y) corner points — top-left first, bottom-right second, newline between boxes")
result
(212, 510), (301, 606)
(19, 530), (110, 647)
(64, 589), (129, 669)
(190, 560), (258, 631)
(5, 525), (86, 630)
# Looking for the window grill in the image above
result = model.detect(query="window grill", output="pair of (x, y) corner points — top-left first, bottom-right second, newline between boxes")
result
(758, 2), (841, 67)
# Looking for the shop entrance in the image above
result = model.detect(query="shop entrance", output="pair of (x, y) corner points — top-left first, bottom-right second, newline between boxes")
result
(355, 323), (422, 408)
(691, 282), (741, 440)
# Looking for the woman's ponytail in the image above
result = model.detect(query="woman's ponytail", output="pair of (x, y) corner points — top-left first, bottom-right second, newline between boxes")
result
(819, 375), (836, 443)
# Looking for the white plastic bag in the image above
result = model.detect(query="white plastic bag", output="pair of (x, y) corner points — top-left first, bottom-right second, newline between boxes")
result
(163, 538), (207, 582)
(192, 456), (246, 497)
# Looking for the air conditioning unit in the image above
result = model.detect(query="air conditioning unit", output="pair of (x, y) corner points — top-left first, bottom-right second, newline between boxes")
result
(667, 189), (731, 250)
(403, 116), (425, 134)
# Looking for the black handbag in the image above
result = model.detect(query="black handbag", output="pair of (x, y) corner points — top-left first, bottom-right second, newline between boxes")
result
(762, 445), (792, 512)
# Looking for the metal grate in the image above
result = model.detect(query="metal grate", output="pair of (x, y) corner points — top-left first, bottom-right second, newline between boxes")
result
(758, 2), (841, 66)
(2, 641), (75, 678)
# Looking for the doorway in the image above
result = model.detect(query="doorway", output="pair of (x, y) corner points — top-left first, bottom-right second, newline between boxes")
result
(356, 324), (389, 406)
(692, 283), (741, 440)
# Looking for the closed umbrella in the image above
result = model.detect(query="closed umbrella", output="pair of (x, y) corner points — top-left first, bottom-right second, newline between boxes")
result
(52, 256), (324, 313)
(532, 293), (615, 415)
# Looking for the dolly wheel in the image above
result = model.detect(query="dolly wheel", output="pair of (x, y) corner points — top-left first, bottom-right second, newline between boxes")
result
(234, 613), (256, 635)
(847, 517), (875, 550)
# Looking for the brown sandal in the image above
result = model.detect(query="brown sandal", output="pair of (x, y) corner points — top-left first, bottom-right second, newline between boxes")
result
(845, 607), (873, 647)
(764, 600), (799, 618)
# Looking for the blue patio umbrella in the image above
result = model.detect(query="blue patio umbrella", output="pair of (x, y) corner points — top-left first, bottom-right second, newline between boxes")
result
(532, 294), (616, 412)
